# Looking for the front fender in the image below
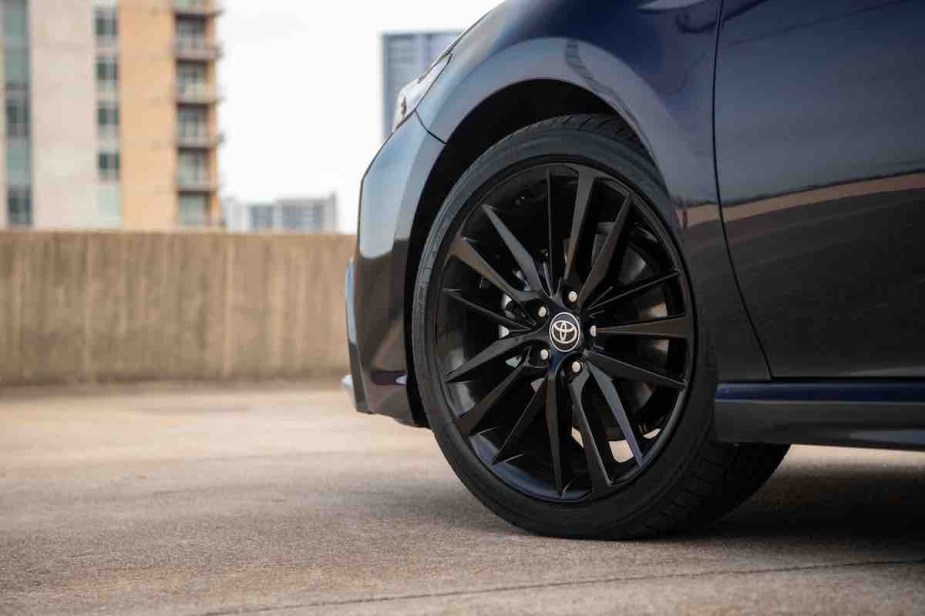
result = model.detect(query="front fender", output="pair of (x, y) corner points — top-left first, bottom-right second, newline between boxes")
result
(417, 0), (770, 381)
(419, 0), (718, 208)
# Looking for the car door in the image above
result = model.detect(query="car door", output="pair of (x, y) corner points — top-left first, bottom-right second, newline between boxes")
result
(714, 0), (925, 378)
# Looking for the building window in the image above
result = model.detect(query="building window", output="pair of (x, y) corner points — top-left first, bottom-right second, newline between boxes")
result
(176, 17), (206, 48)
(98, 151), (120, 181)
(7, 187), (32, 227)
(2, 0), (29, 47)
(281, 204), (322, 232)
(178, 106), (207, 139)
(5, 94), (29, 138)
(178, 150), (207, 184)
(179, 194), (208, 228)
(4, 0), (32, 228)
(94, 7), (118, 42)
(250, 206), (274, 231)
(4, 48), (30, 84)
(97, 103), (119, 137)
(96, 58), (118, 91)
(177, 62), (207, 96)
(6, 140), (30, 184)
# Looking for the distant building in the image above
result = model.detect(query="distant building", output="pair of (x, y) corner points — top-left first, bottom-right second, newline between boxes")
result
(382, 31), (460, 139)
(0, 0), (223, 229)
(224, 194), (338, 234)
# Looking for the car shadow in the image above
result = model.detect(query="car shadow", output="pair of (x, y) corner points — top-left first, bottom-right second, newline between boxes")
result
(368, 452), (925, 555)
(699, 463), (925, 543)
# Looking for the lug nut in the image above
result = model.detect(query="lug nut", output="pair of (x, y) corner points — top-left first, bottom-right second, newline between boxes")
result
(539, 348), (550, 361)
(590, 325), (597, 338)
(537, 306), (548, 318)
(568, 291), (579, 304)
(571, 361), (583, 374)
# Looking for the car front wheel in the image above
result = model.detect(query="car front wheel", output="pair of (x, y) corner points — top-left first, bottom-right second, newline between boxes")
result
(412, 115), (787, 538)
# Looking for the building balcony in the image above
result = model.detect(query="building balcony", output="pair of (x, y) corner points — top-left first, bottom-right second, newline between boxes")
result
(98, 127), (121, 147)
(174, 38), (223, 60)
(173, 0), (223, 16)
(177, 130), (224, 148)
(176, 83), (223, 104)
(95, 36), (119, 54)
(96, 81), (120, 101)
(177, 174), (218, 192)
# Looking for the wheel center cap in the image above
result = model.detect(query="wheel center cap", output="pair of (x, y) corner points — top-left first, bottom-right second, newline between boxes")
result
(549, 312), (582, 353)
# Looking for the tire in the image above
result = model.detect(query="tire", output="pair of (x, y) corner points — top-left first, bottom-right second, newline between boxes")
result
(412, 114), (787, 538)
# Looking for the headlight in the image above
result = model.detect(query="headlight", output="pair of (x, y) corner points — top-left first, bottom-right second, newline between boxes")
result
(391, 53), (451, 134)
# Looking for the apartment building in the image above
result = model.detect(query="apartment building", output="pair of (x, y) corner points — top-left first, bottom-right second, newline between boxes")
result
(381, 31), (460, 139)
(0, 0), (222, 229)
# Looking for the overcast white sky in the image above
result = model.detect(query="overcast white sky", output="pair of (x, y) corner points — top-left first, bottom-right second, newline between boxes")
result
(218, 1), (501, 233)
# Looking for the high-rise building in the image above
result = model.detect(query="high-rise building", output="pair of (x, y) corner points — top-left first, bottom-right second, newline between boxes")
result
(0, 0), (222, 229)
(223, 194), (338, 234)
(381, 31), (460, 139)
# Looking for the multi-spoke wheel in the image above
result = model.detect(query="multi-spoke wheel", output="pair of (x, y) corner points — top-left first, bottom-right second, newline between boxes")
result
(413, 116), (788, 538)
(437, 162), (692, 501)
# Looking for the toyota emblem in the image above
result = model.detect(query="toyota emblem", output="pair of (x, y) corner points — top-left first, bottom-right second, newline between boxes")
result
(549, 313), (582, 352)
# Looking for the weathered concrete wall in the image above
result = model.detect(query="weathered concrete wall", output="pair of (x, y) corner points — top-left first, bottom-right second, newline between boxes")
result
(0, 232), (356, 386)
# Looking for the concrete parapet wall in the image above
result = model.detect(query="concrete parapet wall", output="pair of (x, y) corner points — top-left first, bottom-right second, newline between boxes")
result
(0, 232), (356, 386)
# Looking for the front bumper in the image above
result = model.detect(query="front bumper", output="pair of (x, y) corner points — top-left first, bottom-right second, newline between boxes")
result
(346, 113), (444, 425)
(344, 259), (368, 413)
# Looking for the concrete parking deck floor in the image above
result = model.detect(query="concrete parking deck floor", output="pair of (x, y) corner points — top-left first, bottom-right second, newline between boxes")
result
(1, 384), (924, 615)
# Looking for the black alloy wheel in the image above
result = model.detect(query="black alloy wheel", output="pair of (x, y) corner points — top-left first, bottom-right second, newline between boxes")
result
(413, 115), (788, 538)
(435, 162), (693, 501)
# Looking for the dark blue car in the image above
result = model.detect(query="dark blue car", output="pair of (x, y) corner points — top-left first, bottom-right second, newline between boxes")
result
(345, 0), (925, 538)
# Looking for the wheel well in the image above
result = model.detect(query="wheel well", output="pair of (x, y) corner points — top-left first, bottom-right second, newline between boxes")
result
(403, 80), (630, 426)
